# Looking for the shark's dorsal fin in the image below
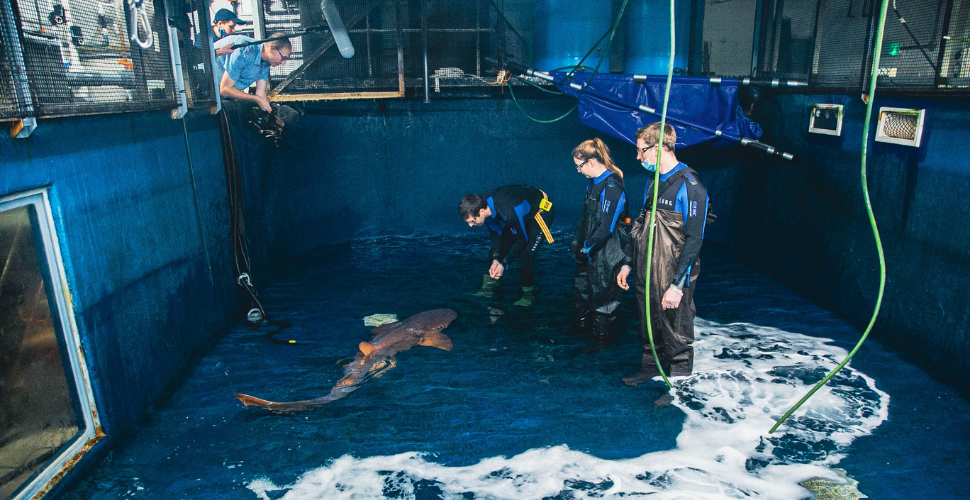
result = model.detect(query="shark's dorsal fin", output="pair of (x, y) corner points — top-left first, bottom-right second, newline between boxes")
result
(419, 331), (453, 351)
(370, 321), (401, 337)
(359, 341), (376, 356)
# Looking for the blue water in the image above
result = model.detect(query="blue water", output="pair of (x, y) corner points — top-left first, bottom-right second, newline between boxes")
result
(61, 235), (970, 499)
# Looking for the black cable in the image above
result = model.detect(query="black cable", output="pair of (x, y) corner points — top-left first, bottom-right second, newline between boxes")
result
(218, 107), (291, 342)
(261, 320), (296, 344)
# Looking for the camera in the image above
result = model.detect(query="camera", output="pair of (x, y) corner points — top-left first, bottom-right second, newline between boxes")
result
(248, 108), (285, 147)
(247, 104), (302, 147)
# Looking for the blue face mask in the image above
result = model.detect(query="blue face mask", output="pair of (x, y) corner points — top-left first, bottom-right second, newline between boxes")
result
(641, 157), (657, 172)
(217, 29), (227, 38)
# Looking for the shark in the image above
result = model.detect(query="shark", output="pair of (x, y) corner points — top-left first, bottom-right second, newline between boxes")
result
(234, 308), (457, 412)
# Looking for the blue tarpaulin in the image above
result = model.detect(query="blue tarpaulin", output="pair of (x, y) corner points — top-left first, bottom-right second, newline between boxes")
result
(551, 72), (763, 148)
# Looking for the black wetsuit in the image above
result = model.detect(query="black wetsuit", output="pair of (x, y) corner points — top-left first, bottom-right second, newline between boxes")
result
(570, 170), (629, 338)
(481, 185), (555, 288)
(625, 163), (708, 375)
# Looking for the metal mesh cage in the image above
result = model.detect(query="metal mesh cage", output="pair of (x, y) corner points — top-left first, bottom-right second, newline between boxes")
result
(875, 0), (947, 89)
(0, 13), (26, 118)
(265, 0), (529, 100)
(168, 0), (217, 108)
(268, 0), (404, 97)
(757, 0), (817, 80)
(6, 0), (176, 117)
(939, 0), (970, 88)
(810, 0), (873, 88)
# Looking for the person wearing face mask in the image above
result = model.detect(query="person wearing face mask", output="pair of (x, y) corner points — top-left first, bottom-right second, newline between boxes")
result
(569, 139), (630, 353)
(616, 122), (710, 384)
(459, 186), (555, 307)
(193, 9), (247, 56)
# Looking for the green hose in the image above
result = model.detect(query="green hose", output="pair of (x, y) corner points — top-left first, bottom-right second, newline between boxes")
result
(508, 0), (631, 124)
(769, 0), (890, 434)
(640, 0), (677, 390)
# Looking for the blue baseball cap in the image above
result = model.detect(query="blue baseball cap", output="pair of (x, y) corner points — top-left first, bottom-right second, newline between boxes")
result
(212, 9), (248, 24)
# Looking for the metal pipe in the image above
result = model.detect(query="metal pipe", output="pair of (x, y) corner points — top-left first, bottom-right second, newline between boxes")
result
(422, 0), (429, 103)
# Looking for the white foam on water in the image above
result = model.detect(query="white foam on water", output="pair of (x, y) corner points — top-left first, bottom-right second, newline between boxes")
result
(247, 318), (889, 500)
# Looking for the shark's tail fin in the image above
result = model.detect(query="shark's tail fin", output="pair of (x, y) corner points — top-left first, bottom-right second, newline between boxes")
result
(234, 393), (276, 408)
(234, 392), (341, 412)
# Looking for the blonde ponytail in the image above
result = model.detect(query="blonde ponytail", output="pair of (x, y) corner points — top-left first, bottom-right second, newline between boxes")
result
(572, 139), (624, 179)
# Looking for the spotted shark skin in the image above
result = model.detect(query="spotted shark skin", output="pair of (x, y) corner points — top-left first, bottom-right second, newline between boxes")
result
(234, 309), (457, 412)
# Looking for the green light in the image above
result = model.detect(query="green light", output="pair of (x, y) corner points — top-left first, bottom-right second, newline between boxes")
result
(888, 42), (900, 56)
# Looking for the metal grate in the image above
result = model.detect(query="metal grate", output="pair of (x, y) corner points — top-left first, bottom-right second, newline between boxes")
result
(168, 0), (217, 108)
(4, 0), (176, 117)
(810, 0), (873, 88)
(268, 0), (404, 98)
(0, 16), (25, 118)
(264, 0), (529, 100)
(876, 0), (947, 89)
(757, 0), (817, 80)
(938, 0), (970, 88)
(756, 0), (967, 93)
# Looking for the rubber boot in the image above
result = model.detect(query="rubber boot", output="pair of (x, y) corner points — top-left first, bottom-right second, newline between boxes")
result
(580, 313), (616, 354)
(472, 274), (501, 298)
(513, 286), (535, 307)
(621, 352), (662, 387)
(668, 349), (694, 377)
(569, 314), (591, 339)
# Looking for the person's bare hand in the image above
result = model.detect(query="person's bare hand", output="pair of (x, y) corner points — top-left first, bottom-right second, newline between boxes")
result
(489, 260), (504, 279)
(616, 266), (631, 290)
(662, 286), (683, 309)
(255, 95), (272, 113)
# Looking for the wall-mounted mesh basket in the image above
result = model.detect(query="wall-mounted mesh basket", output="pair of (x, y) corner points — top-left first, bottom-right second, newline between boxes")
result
(875, 107), (925, 147)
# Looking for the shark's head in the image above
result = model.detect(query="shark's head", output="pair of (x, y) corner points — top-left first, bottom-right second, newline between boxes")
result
(416, 308), (458, 330)
(415, 309), (457, 351)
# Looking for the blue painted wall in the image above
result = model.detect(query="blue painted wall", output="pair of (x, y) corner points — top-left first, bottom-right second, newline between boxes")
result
(695, 93), (970, 395)
(226, 98), (644, 280)
(0, 110), (236, 480)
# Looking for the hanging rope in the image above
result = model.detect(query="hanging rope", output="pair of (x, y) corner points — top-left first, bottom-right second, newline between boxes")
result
(769, 0), (890, 434)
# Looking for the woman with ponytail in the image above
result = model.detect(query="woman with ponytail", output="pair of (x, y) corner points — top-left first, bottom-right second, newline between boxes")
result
(570, 138), (630, 352)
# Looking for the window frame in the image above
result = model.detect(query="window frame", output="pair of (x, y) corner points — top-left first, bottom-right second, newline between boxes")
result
(1, 188), (102, 500)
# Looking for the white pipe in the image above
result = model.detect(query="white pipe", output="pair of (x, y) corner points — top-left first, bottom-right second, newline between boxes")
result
(321, 0), (354, 58)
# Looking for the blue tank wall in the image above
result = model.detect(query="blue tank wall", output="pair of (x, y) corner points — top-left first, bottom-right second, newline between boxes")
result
(0, 110), (236, 486)
(226, 98), (643, 280)
(693, 93), (970, 395)
(624, 0), (691, 75)
(533, 0), (613, 72)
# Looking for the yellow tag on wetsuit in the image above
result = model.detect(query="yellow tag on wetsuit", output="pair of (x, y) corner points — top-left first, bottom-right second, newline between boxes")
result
(539, 199), (552, 211)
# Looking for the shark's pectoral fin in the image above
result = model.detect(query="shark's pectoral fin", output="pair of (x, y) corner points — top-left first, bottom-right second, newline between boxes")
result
(359, 341), (376, 356)
(419, 331), (453, 351)
(370, 322), (401, 336)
